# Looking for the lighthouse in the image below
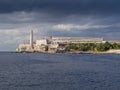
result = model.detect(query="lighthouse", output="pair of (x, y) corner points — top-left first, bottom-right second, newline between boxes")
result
(30, 30), (33, 48)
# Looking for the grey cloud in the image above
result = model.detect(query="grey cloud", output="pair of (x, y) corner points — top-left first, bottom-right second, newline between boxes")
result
(0, 0), (120, 16)
(0, 0), (120, 51)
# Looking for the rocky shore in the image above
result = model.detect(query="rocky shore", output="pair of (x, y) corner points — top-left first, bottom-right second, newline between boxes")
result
(16, 49), (120, 54)
(65, 49), (120, 54)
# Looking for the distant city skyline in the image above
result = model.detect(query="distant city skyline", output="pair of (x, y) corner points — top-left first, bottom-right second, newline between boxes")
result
(0, 0), (120, 51)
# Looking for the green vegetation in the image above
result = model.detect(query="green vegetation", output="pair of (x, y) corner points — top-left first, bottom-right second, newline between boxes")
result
(65, 42), (120, 52)
(45, 45), (48, 51)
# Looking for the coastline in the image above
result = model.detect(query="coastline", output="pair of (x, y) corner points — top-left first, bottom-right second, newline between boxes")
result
(65, 49), (120, 54)
(15, 49), (120, 54)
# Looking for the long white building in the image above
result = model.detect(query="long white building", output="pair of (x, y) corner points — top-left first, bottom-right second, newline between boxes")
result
(50, 37), (105, 44)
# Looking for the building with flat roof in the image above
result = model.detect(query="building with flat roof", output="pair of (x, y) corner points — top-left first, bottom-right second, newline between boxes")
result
(50, 37), (105, 44)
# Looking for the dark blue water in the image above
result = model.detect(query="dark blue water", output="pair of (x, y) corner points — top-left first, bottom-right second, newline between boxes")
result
(0, 53), (120, 90)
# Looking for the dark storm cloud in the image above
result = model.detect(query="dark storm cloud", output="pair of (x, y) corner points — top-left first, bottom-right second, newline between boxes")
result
(0, 0), (120, 15)
(1, 0), (120, 51)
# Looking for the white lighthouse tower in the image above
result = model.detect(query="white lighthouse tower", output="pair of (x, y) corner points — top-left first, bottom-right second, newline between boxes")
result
(30, 30), (33, 48)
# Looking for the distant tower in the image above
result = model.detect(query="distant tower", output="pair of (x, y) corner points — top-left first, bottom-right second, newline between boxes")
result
(30, 30), (33, 48)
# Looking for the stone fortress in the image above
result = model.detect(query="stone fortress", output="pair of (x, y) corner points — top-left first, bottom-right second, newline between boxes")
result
(16, 30), (106, 53)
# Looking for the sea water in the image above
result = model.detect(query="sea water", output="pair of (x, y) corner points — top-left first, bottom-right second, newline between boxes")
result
(0, 53), (120, 90)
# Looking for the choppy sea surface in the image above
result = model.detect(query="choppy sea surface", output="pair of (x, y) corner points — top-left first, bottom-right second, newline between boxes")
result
(0, 53), (120, 90)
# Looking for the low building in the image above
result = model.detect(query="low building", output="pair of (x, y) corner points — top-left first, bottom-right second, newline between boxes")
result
(51, 37), (105, 44)
(48, 43), (58, 53)
(36, 39), (47, 46)
(108, 40), (120, 44)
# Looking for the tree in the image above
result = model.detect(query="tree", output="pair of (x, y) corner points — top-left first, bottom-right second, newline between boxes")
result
(65, 42), (118, 52)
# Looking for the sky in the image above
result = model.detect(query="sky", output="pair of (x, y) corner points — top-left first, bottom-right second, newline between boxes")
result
(0, 0), (120, 51)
